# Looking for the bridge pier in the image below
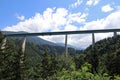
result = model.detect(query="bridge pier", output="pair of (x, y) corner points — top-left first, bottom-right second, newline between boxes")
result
(92, 33), (95, 48)
(65, 34), (68, 57)
(1, 37), (7, 50)
(20, 36), (26, 64)
(114, 31), (117, 38)
(21, 37), (26, 54)
(19, 36), (26, 79)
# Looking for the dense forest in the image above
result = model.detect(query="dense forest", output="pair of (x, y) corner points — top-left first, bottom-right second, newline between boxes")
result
(0, 31), (120, 80)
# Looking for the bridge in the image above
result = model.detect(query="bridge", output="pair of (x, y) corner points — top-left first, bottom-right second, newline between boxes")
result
(2, 28), (120, 57)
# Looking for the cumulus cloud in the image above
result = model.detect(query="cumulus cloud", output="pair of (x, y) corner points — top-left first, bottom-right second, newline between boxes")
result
(4, 8), (66, 32)
(16, 14), (25, 20)
(69, 0), (83, 8)
(67, 13), (88, 25)
(86, 0), (100, 6)
(4, 8), (87, 33)
(3, 8), (120, 49)
(101, 4), (114, 12)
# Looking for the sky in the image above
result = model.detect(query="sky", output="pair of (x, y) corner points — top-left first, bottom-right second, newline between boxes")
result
(0, 0), (120, 49)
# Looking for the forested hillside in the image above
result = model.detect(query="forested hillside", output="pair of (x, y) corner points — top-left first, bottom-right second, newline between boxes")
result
(84, 35), (120, 75)
(0, 31), (120, 80)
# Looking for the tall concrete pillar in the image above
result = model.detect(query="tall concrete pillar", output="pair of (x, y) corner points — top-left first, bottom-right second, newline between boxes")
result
(114, 31), (117, 38)
(19, 36), (26, 80)
(20, 36), (26, 64)
(1, 37), (7, 50)
(65, 34), (68, 57)
(92, 33), (95, 48)
(21, 37), (26, 54)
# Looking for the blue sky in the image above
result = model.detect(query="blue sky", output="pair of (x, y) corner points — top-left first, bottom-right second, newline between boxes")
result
(1, 0), (120, 29)
(0, 0), (120, 48)
(0, 0), (74, 28)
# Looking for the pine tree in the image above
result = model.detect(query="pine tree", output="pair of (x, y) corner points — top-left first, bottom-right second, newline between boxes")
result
(104, 49), (120, 75)
(85, 48), (99, 73)
(39, 51), (59, 79)
(0, 32), (19, 80)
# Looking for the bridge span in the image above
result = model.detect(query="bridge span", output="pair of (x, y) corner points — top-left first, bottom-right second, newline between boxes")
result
(2, 29), (120, 57)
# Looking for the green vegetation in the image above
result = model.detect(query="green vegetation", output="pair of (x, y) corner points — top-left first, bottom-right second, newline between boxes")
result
(84, 35), (120, 75)
(0, 31), (120, 80)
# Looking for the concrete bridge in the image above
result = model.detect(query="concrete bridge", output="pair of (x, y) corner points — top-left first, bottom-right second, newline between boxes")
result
(1, 28), (120, 80)
(2, 29), (120, 57)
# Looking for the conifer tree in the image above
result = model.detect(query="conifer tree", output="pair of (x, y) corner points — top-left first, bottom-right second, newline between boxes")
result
(39, 51), (59, 79)
(0, 32), (19, 80)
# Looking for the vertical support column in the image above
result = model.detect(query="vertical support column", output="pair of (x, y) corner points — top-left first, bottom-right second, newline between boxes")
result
(92, 33), (95, 48)
(114, 31), (117, 38)
(20, 36), (26, 64)
(21, 37), (26, 54)
(1, 37), (7, 50)
(19, 36), (26, 79)
(65, 34), (68, 57)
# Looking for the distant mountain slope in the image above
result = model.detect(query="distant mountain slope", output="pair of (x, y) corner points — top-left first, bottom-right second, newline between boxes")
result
(3, 31), (57, 46)
(26, 36), (57, 46)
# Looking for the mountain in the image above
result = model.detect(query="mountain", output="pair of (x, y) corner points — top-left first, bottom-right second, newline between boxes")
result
(2, 31), (57, 46)
(26, 36), (57, 46)
(57, 42), (82, 50)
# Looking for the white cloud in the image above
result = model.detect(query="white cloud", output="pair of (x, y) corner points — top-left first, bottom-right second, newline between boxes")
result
(16, 14), (25, 20)
(81, 10), (120, 30)
(101, 4), (114, 12)
(64, 24), (78, 31)
(69, 0), (83, 8)
(4, 8), (87, 33)
(66, 13), (88, 25)
(104, 11), (120, 29)
(4, 8), (67, 32)
(86, 0), (100, 6)
(3, 8), (120, 49)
